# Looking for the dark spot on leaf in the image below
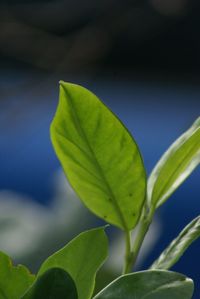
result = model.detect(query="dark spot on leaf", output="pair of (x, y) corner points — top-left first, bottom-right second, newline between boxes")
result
(120, 135), (126, 148)
(132, 213), (136, 217)
(104, 215), (107, 219)
(108, 198), (112, 202)
(129, 193), (133, 197)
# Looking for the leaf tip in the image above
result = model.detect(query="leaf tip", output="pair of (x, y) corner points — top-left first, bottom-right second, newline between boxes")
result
(59, 80), (69, 93)
(59, 80), (65, 86)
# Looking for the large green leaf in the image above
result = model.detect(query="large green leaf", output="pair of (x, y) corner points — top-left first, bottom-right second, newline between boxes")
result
(50, 82), (146, 230)
(147, 117), (200, 209)
(38, 227), (108, 299)
(150, 216), (200, 270)
(21, 268), (78, 299)
(93, 270), (194, 299)
(0, 251), (35, 299)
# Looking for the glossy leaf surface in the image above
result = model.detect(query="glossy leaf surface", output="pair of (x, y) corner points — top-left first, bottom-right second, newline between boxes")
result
(38, 227), (108, 299)
(0, 251), (35, 299)
(151, 216), (200, 270)
(51, 82), (146, 230)
(148, 117), (200, 208)
(93, 270), (194, 299)
(21, 268), (78, 299)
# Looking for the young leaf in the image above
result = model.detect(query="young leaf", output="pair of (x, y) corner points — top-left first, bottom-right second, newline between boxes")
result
(21, 268), (78, 299)
(93, 270), (194, 299)
(50, 82), (146, 230)
(150, 216), (200, 270)
(0, 251), (35, 299)
(147, 117), (200, 209)
(38, 227), (108, 299)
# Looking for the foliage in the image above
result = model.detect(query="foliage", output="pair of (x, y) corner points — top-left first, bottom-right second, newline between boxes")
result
(149, 216), (200, 270)
(50, 81), (146, 231)
(22, 268), (77, 299)
(0, 82), (199, 298)
(93, 270), (194, 299)
(0, 252), (35, 299)
(37, 228), (108, 299)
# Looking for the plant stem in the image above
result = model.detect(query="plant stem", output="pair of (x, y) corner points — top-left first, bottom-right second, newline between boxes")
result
(131, 216), (152, 269)
(122, 209), (154, 274)
(122, 230), (132, 274)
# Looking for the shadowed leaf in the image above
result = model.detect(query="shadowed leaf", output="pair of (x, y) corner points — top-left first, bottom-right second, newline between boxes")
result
(38, 227), (108, 299)
(21, 268), (77, 299)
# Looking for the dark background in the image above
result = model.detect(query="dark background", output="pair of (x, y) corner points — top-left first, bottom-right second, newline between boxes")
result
(1, 0), (200, 76)
(0, 1), (200, 298)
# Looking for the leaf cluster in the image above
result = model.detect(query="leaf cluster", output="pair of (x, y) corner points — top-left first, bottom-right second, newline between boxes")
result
(0, 82), (199, 298)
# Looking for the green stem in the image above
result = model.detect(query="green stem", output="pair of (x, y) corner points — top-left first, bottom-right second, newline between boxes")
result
(131, 217), (152, 269)
(122, 208), (154, 274)
(122, 230), (132, 274)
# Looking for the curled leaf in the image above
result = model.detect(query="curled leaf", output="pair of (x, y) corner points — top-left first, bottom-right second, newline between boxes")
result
(148, 117), (200, 209)
(150, 216), (200, 270)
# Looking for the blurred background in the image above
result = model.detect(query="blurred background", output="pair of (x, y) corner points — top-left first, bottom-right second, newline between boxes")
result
(0, 0), (200, 298)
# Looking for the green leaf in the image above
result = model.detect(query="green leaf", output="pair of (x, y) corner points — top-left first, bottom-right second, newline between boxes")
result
(38, 227), (108, 299)
(150, 216), (200, 270)
(0, 251), (35, 299)
(147, 117), (200, 209)
(93, 270), (194, 299)
(50, 82), (146, 230)
(21, 268), (78, 299)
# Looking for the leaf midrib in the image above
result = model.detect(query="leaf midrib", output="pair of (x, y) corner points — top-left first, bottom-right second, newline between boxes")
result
(62, 86), (128, 230)
(54, 130), (105, 184)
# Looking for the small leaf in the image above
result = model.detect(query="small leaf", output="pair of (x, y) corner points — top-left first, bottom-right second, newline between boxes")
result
(147, 117), (200, 209)
(0, 251), (35, 299)
(150, 216), (200, 270)
(38, 227), (108, 299)
(21, 268), (78, 299)
(50, 82), (146, 230)
(93, 270), (194, 299)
